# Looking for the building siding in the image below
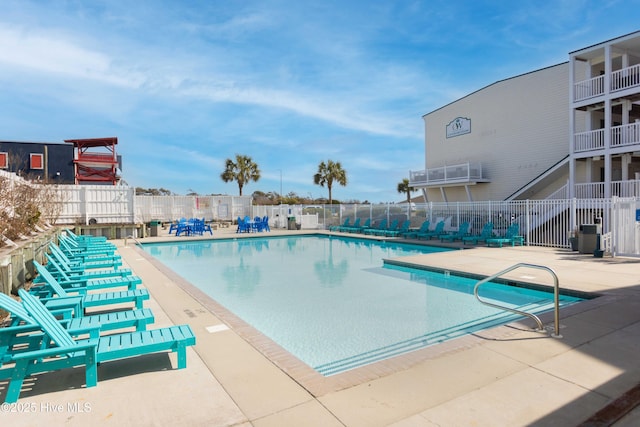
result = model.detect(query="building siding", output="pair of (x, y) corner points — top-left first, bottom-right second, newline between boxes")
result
(423, 63), (570, 201)
(0, 141), (75, 184)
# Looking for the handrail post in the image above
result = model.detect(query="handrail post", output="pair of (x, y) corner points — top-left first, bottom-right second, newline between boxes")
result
(125, 235), (142, 247)
(474, 263), (562, 338)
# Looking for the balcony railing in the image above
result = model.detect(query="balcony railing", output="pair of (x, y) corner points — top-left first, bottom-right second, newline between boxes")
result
(573, 75), (604, 102)
(574, 63), (640, 102)
(409, 162), (487, 187)
(573, 129), (605, 152)
(611, 121), (640, 147)
(573, 122), (640, 152)
(575, 180), (640, 199)
(611, 64), (640, 92)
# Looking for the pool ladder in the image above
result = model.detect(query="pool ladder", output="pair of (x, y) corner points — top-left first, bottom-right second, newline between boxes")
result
(124, 235), (143, 247)
(474, 263), (562, 338)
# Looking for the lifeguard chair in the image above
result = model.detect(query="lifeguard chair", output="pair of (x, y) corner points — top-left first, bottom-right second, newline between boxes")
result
(65, 137), (120, 185)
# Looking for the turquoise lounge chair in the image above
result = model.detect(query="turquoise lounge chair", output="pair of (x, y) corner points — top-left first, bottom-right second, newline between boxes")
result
(351, 218), (371, 233)
(401, 220), (430, 239)
(44, 253), (131, 281)
(339, 218), (360, 232)
(33, 260), (141, 294)
(49, 243), (122, 271)
(486, 223), (524, 247)
(440, 221), (470, 242)
(58, 236), (118, 259)
(63, 228), (108, 244)
(330, 217), (350, 232)
(0, 292), (154, 333)
(59, 234), (116, 251)
(416, 221), (445, 240)
(385, 220), (409, 237)
(57, 241), (121, 265)
(0, 289), (195, 403)
(377, 219), (399, 237)
(31, 262), (150, 313)
(461, 222), (494, 245)
(364, 219), (388, 235)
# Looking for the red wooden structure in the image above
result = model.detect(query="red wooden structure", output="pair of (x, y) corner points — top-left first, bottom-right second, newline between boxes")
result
(64, 137), (119, 185)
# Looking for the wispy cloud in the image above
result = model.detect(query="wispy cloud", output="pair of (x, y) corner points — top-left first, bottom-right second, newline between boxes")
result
(0, 1), (637, 201)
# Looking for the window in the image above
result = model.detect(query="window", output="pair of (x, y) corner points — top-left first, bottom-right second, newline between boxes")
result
(30, 153), (43, 170)
(0, 152), (7, 169)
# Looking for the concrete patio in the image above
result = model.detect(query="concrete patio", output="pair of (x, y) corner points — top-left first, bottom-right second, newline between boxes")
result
(3, 226), (640, 426)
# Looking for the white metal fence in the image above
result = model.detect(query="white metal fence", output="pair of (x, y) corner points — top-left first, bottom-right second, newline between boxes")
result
(3, 169), (640, 255)
(266, 198), (640, 256)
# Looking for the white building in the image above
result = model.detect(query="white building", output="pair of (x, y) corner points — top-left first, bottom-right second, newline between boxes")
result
(410, 30), (640, 203)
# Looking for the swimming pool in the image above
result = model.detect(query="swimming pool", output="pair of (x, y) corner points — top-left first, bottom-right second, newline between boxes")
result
(142, 235), (582, 376)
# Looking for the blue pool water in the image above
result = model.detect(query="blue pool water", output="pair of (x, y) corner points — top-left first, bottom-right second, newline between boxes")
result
(142, 235), (582, 376)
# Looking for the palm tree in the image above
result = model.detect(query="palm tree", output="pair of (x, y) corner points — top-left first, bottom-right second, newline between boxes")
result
(220, 154), (261, 196)
(397, 178), (416, 205)
(313, 160), (347, 205)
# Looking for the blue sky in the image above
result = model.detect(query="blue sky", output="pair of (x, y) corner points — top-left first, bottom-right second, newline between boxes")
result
(1, 1), (639, 202)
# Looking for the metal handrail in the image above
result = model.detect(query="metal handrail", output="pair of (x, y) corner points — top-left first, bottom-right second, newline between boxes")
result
(474, 263), (561, 338)
(124, 235), (143, 247)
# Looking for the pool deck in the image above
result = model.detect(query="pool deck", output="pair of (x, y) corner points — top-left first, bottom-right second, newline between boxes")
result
(4, 226), (640, 426)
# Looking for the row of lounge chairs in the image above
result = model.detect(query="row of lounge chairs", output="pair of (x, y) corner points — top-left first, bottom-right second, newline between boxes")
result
(0, 229), (196, 403)
(330, 218), (524, 246)
(331, 218), (411, 237)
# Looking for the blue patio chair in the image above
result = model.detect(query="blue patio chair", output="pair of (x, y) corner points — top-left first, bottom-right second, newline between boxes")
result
(175, 218), (196, 236)
(236, 217), (251, 233)
(252, 216), (269, 232)
(169, 218), (187, 235)
(261, 216), (270, 232)
(200, 218), (213, 235)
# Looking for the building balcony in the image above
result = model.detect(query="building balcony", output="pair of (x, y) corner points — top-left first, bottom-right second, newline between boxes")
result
(574, 180), (640, 198)
(573, 74), (605, 102)
(573, 122), (640, 153)
(409, 162), (489, 188)
(573, 63), (640, 103)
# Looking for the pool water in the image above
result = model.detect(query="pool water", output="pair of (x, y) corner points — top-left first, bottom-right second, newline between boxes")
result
(142, 235), (582, 376)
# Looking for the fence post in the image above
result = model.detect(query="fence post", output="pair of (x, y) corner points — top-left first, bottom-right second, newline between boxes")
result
(525, 199), (530, 246)
(81, 186), (88, 225)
